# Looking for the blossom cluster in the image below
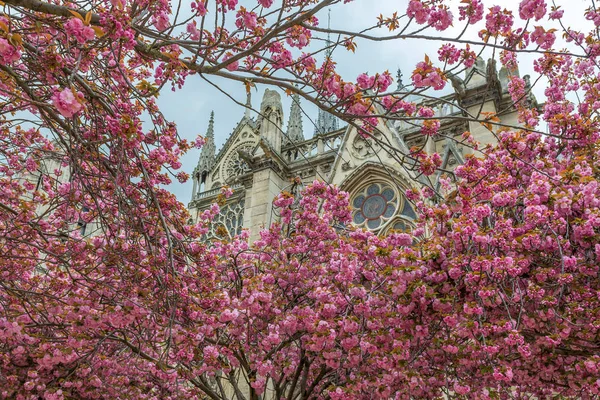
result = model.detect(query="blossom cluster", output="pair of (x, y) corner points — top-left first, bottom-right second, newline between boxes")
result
(2, 0), (600, 398)
(411, 59), (446, 90)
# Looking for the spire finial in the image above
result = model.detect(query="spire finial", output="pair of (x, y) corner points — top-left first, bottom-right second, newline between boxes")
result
(207, 111), (215, 138)
(396, 68), (405, 91)
(244, 90), (252, 118)
(326, 8), (333, 58)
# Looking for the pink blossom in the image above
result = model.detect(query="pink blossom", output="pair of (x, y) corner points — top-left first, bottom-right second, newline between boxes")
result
(507, 76), (526, 104)
(519, 0), (547, 21)
(176, 172), (188, 183)
(454, 383), (471, 395)
(272, 49), (293, 68)
(0, 38), (20, 64)
(356, 73), (374, 90)
(257, 0), (273, 7)
(221, 185), (234, 198)
(407, 0), (430, 24)
(250, 376), (266, 394)
(226, 59), (239, 71)
(152, 12), (170, 31)
(375, 72), (393, 91)
(485, 6), (514, 36)
(458, 0), (484, 24)
(548, 8), (564, 19)
(217, 0), (238, 11)
(412, 61), (446, 90)
(194, 135), (206, 148)
(219, 309), (239, 322)
(52, 88), (84, 118)
(500, 50), (518, 70)
(236, 8), (258, 30)
(418, 107), (435, 118)
(186, 22), (201, 40)
(393, 233), (412, 246)
(428, 6), (453, 31)
(438, 44), (461, 64)
(65, 18), (95, 44)
(530, 26), (556, 49)
(203, 345), (219, 359)
(421, 119), (440, 136)
(191, 1), (207, 16)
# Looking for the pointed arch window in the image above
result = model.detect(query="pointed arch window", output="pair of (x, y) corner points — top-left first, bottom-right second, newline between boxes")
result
(208, 199), (245, 239)
(199, 170), (208, 192)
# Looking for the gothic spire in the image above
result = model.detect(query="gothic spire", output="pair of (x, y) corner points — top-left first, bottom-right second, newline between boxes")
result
(198, 111), (216, 172)
(315, 105), (339, 135)
(285, 93), (304, 144)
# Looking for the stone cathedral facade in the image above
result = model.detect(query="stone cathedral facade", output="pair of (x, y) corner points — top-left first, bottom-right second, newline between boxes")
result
(188, 58), (533, 240)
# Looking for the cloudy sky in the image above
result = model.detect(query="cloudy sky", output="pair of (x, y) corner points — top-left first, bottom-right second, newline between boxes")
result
(158, 0), (587, 203)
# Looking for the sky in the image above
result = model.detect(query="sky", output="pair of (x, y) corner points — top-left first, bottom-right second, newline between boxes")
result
(158, 0), (588, 203)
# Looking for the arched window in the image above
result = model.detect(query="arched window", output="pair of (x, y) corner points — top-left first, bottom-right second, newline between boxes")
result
(200, 171), (208, 192)
(208, 199), (245, 239)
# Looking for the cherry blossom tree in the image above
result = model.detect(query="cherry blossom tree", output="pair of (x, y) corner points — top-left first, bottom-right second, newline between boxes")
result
(1, 0), (600, 398)
(187, 152), (600, 399)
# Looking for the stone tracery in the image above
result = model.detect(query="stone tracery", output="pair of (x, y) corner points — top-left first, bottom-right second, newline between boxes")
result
(223, 143), (254, 181)
(350, 180), (417, 232)
(208, 199), (245, 239)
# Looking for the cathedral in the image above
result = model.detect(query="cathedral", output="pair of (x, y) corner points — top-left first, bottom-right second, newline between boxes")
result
(188, 58), (532, 241)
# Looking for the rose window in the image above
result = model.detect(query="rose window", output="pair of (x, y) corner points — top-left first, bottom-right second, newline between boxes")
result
(224, 144), (254, 180)
(351, 183), (398, 230)
(228, 157), (247, 176)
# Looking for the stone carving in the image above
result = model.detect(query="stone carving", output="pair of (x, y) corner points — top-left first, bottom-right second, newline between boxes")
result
(223, 143), (254, 181)
(350, 131), (383, 159)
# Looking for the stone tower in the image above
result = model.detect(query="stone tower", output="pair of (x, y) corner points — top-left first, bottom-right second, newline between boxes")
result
(257, 89), (284, 153)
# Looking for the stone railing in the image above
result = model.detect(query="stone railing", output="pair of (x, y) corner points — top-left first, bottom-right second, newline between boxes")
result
(282, 129), (344, 163)
(193, 183), (243, 201)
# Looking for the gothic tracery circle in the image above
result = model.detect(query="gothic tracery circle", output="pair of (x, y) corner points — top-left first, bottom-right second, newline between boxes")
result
(223, 143), (254, 181)
(351, 182), (398, 230)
